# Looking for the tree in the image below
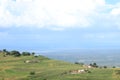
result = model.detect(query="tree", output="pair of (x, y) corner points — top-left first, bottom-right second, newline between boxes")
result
(10, 50), (21, 57)
(22, 52), (31, 56)
(75, 62), (80, 64)
(30, 71), (35, 75)
(2, 49), (10, 55)
(3, 49), (7, 52)
(113, 66), (116, 68)
(5, 51), (10, 55)
(90, 63), (98, 68)
(31, 52), (35, 56)
(103, 66), (107, 69)
(93, 63), (97, 66)
(75, 62), (84, 65)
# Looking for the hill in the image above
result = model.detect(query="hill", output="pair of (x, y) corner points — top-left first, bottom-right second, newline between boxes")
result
(0, 50), (120, 80)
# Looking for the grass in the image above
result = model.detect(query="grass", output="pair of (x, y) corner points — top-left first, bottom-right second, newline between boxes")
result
(0, 52), (119, 80)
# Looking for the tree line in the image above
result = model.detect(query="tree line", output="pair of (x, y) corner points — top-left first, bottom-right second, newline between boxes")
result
(0, 49), (35, 57)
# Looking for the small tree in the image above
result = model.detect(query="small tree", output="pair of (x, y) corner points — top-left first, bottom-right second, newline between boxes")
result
(2, 49), (10, 55)
(30, 71), (35, 75)
(3, 49), (6, 54)
(3, 49), (7, 52)
(113, 66), (116, 68)
(90, 63), (98, 68)
(103, 66), (107, 69)
(31, 52), (35, 56)
(5, 51), (10, 55)
(75, 62), (79, 64)
(10, 50), (21, 57)
(22, 52), (31, 56)
(75, 62), (84, 65)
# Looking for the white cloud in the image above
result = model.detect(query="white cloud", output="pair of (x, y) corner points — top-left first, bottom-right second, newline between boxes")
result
(0, 0), (107, 30)
(0, 0), (119, 30)
(111, 8), (120, 16)
(108, 2), (120, 28)
(110, 2), (120, 16)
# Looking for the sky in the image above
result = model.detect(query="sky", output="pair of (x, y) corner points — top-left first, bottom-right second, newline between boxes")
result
(0, 0), (120, 51)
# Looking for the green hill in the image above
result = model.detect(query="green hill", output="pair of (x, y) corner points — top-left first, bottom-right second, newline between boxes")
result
(0, 50), (120, 80)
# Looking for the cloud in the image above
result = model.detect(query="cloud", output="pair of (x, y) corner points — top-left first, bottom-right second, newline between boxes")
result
(109, 2), (120, 28)
(111, 8), (120, 16)
(0, 0), (106, 30)
(0, 0), (120, 31)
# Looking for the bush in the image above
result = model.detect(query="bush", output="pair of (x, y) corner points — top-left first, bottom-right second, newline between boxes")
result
(113, 66), (116, 68)
(10, 50), (21, 57)
(75, 62), (84, 65)
(32, 52), (35, 56)
(90, 63), (98, 68)
(88, 71), (91, 73)
(30, 71), (35, 75)
(103, 66), (107, 68)
(22, 52), (31, 56)
(34, 56), (38, 58)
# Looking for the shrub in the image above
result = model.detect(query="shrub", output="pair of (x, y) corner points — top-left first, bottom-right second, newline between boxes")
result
(75, 62), (84, 65)
(30, 71), (35, 75)
(88, 71), (91, 73)
(10, 50), (21, 57)
(113, 66), (116, 68)
(34, 56), (38, 58)
(22, 52), (31, 56)
(32, 52), (35, 56)
(90, 63), (98, 68)
(103, 66), (107, 68)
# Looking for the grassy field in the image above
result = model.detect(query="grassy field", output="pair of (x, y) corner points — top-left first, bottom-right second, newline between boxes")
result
(0, 52), (120, 80)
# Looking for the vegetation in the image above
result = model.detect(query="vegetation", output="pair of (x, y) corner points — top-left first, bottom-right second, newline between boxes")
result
(10, 50), (21, 57)
(22, 52), (31, 56)
(103, 66), (107, 68)
(29, 71), (36, 75)
(0, 49), (119, 80)
(89, 62), (98, 68)
(1, 49), (35, 57)
(74, 62), (84, 65)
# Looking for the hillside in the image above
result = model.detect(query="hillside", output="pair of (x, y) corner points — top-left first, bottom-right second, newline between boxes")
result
(0, 50), (120, 80)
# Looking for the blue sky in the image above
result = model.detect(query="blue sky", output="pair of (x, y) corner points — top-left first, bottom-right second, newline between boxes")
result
(0, 0), (120, 51)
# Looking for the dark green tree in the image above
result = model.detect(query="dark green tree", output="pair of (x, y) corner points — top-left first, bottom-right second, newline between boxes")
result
(103, 66), (107, 68)
(90, 63), (98, 68)
(10, 50), (21, 57)
(3, 49), (7, 52)
(75, 62), (84, 65)
(2, 49), (10, 55)
(22, 52), (31, 56)
(113, 66), (116, 68)
(5, 51), (10, 55)
(32, 52), (35, 56)
(30, 71), (35, 75)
